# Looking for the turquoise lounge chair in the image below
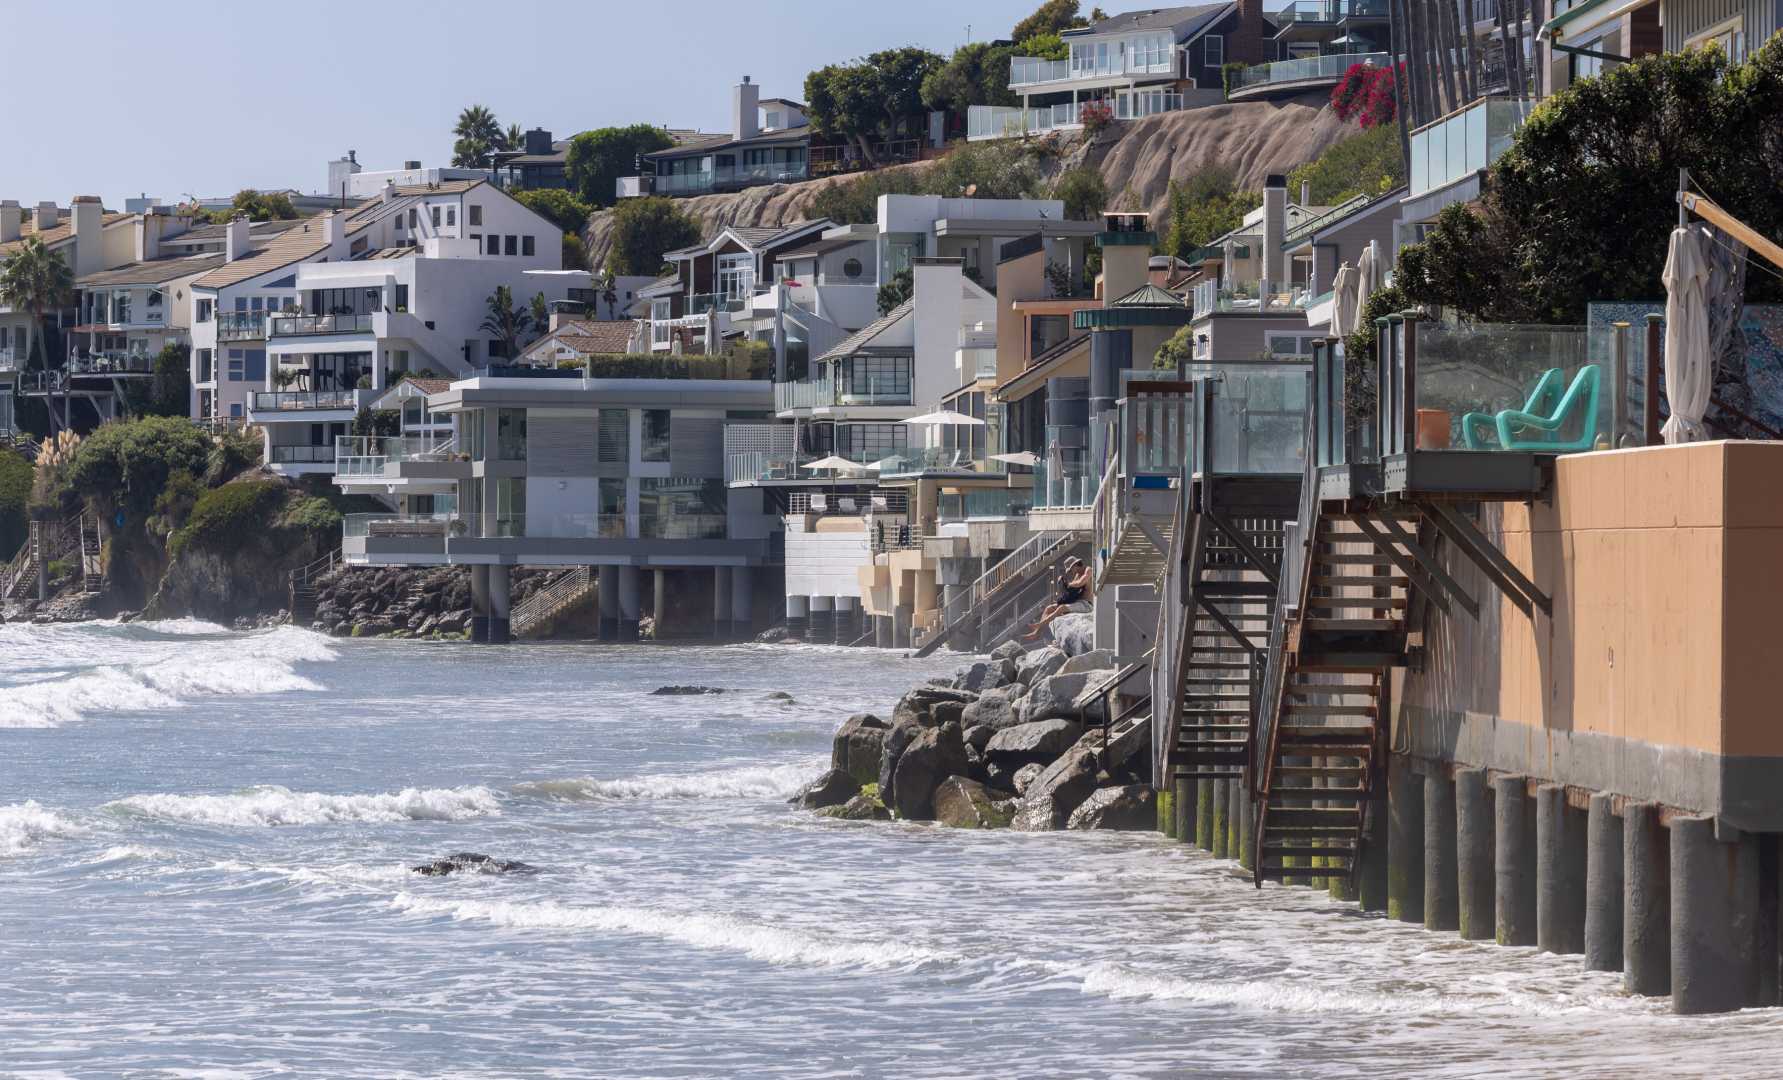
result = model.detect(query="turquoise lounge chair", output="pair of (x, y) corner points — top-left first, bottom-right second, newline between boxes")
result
(1461, 367), (1565, 450)
(1493, 364), (1602, 452)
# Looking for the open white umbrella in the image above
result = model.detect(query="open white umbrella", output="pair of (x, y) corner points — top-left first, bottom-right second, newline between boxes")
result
(801, 455), (866, 472)
(1329, 261), (1359, 339)
(1661, 225), (1713, 444)
(901, 409), (986, 427)
(991, 450), (1040, 466)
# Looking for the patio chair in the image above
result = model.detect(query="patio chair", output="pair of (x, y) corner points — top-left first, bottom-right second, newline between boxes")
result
(1460, 367), (1565, 450)
(837, 497), (858, 514)
(810, 494), (829, 513)
(1491, 364), (1602, 452)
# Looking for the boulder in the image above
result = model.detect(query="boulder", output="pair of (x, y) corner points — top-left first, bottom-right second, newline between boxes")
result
(831, 714), (889, 788)
(932, 776), (1016, 829)
(990, 640), (1025, 662)
(961, 723), (996, 751)
(891, 722), (971, 820)
(651, 685), (726, 696)
(1010, 748), (1101, 831)
(1059, 649), (1116, 676)
(795, 768), (861, 810)
(1014, 646), (1068, 686)
(1020, 671), (1095, 724)
(932, 700), (967, 727)
(1070, 673), (1120, 725)
(1102, 714), (1153, 774)
(1049, 612), (1096, 656)
(892, 684), (978, 727)
(1067, 784), (1158, 830)
(351, 619), (397, 638)
(1011, 762), (1045, 795)
(958, 661), (1010, 693)
(985, 759), (1024, 794)
(985, 718), (1083, 762)
(820, 794), (892, 821)
(411, 852), (540, 876)
(878, 716), (932, 806)
(960, 691), (1019, 732)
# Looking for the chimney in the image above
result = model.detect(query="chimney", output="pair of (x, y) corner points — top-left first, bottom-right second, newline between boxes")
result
(70, 196), (102, 277)
(525, 128), (553, 156)
(1097, 211), (1152, 305)
(1262, 174), (1287, 292)
(1233, 0), (1265, 63)
(0, 201), (19, 244)
(733, 75), (760, 142)
(1300, 181), (1311, 206)
(383, 179), (398, 204)
(134, 212), (165, 262)
(35, 201), (58, 231)
(321, 210), (342, 250)
(912, 258), (964, 405)
(225, 215), (251, 262)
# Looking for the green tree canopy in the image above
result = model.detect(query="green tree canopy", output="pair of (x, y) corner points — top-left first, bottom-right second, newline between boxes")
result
(1159, 167), (1261, 260)
(65, 416), (211, 518)
(565, 124), (675, 208)
(1286, 124), (1405, 206)
(219, 189), (298, 222)
(479, 285), (537, 360)
(452, 104), (504, 168)
(514, 188), (593, 235)
(0, 236), (74, 367)
(1012, 0), (1088, 41)
(1052, 166), (1108, 221)
(0, 448), (30, 556)
(805, 48), (944, 166)
(605, 197), (702, 276)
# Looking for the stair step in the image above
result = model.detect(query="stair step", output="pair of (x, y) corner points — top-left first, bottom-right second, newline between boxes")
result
(1273, 765), (1369, 776)
(1270, 788), (1369, 802)
(1306, 598), (1408, 612)
(1260, 862), (1353, 878)
(1171, 769), (1245, 779)
(1261, 844), (1358, 858)
(1311, 574), (1409, 587)
(1284, 704), (1378, 717)
(1317, 554), (1399, 566)
(1294, 653), (1404, 672)
(1303, 618), (1403, 633)
(1178, 723), (1251, 732)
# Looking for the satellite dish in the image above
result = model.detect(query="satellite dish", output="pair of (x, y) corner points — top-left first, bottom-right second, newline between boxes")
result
(963, 183), (978, 197)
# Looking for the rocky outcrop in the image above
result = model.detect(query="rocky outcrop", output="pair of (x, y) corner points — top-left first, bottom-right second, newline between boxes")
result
(1011, 748), (1101, 831)
(891, 722), (970, 821)
(1020, 672), (1095, 724)
(961, 689), (1020, 731)
(1048, 613), (1095, 657)
(1067, 784), (1157, 831)
(831, 714), (889, 788)
(795, 768), (860, 810)
(985, 718), (1083, 763)
(878, 716), (930, 807)
(651, 685), (726, 695)
(820, 793), (892, 821)
(1015, 646), (1068, 686)
(411, 852), (540, 876)
(933, 777), (1016, 829)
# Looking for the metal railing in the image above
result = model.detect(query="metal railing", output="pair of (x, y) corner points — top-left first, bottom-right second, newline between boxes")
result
(774, 375), (834, 412)
(270, 313), (374, 336)
(875, 447), (1005, 477)
(1008, 56), (1071, 86)
(334, 435), (461, 476)
(653, 162), (811, 196)
(69, 351), (156, 375)
(511, 566), (594, 637)
(912, 529), (1085, 654)
(1231, 51), (1390, 91)
(217, 311), (272, 340)
(252, 389), (359, 412)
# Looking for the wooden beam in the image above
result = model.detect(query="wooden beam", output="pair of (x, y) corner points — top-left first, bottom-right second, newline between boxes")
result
(1680, 191), (1783, 274)
(1373, 511), (1480, 619)
(1206, 508), (1279, 586)
(1423, 501), (1551, 617)
(1196, 594), (1260, 654)
(1346, 514), (1452, 617)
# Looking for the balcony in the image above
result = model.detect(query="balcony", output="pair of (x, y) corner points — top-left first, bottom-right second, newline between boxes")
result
(68, 351), (157, 376)
(652, 161), (811, 197)
(968, 102), (1081, 141)
(1008, 56), (1071, 88)
(267, 445), (337, 465)
(217, 311), (270, 341)
(1408, 96), (1532, 199)
(270, 313), (375, 337)
(876, 447), (1007, 478)
(251, 389), (362, 413)
(689, 290), (752, 316)
(1032, 457), (1098, 510)
(615, 175), (647, 200)
(774, 375), (834, 413)
(1190, 279), (1316, 318)
(335, 435), (461, 477)
(1228, 51), (1390, 98)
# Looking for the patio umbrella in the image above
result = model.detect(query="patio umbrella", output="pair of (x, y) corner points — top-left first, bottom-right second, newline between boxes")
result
(1352, 241), (1382, 336)
(1329, 261), (1359, 339)
(801, 455), (866, 473)
(901, 409), (986, 426)
(991, 450), (1040, 466)
(1661, 225), (1712, 444)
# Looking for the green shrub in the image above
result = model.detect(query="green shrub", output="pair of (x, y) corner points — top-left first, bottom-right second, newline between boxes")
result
(277, 494), (342, 539)
(1051, 166), (1108, 221)
(0, 448), (29, 555)
(205, 426), (263, 486)
(150, 471), (203, 536)
(549, 351), (770, 380)
(170, 481), (286, 557)
(65, 417), (211, 518)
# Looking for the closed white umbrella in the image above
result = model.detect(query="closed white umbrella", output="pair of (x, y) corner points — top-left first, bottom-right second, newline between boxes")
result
(901, 409), (986, 427)
(1661, 225), (1713, 444)
(1330, 262), (1359, 339)
(991, 450), (1039, 466)
(1352, 241), (1382, 336)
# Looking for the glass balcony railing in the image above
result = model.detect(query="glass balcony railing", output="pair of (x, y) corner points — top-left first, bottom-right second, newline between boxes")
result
(0, 349), (16, 373)
(653, 162), (811, 196)
(343, 513), (455, 539)
(689, 291), (751, 315)
(1008, 56), (1071, 87)
(68, 351), (156, 375)
(1231, 51), (1389, 91)
(1032, 457), (1098, 510)
(1205, 368), (1310, 475)
(938, 487), (1032, 522)
(270, 313), (374, 337)
(875, 447), (1005, 478)
(217, 311), (273, 341)
(1191, 279), (1316, 317)
(252, 390), (359, 412)
(334, 435), (461, 476)
(1408, 96), (1532, 198)
(267, 445), (337, 465)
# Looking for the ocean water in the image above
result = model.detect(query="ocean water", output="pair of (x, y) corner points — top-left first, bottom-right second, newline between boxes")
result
(1, 620), (1779, 1079)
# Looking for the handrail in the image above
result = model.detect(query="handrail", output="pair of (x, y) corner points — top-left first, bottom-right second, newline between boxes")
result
(1089, 451), (1121, 588)
(290, 546), (342, 588)
(914, 529), (1084, 653)
(511, 566), (593, 635)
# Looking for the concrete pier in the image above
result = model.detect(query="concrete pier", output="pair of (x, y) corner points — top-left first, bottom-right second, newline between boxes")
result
(469, 564), (489, 643)
(597, 565), (619, 640)
(1235, 778), (1253, 870)
(893, 605), (911, 648)
(1424, 770), (1459, 932)
(729, 567), (754, 640)
(1584, 792), (1624, 972)
(617, 566), (642, 641)
(835, 596), (861, 644)
(1623, 802), (1670, 997)
(1455, 768), (1494, 940)
(1388, 760), (1424, 924)
(1196, 779), (1215, 850)
(1495, 776), (1536, 947)
(652, 569), (667, 637)
(1173, 777), (1194, 845)
(712, 566), (732, 639)
(1671, 816), (1760, 1014)
(1210, 779), (1230, 859)
(1358, 801), (1387, 912)
(874, 614), (892, 648)
(1536, 784), (1586, 955)
(487, 566), (511, 644)
(785, 594), (808, 642)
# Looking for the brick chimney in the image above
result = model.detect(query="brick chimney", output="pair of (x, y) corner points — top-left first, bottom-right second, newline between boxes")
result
(733, 75), (760, 142)
(225, 215), (251, 262)
(0, 201), (19, 244)
(1232, 0), (1267, 65)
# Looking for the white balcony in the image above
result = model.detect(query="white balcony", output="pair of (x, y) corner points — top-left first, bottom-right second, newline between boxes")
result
(1228, 51), (1390, 97)
(1008, 56), (1071, 88)
(1408, 95), (1532, 199)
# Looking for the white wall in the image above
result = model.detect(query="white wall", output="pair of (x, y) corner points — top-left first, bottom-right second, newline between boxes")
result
(784, 518), (867, 599)
(526, 476), (598, 536)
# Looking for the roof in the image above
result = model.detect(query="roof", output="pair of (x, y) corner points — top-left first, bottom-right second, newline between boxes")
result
(817, 301), (913, 363)
(1112, 283), (1189, 308)
(0, 211), (131, 259)
(758, 97), (806, 110)
(995, 333), (1090, 400)
(540, 320), (637, 355)
(643, 124), (810, 161)
(372, 378), (453, 409)
(159, 218), (305, 248)
(76, 253), (227, 288)
(636, 274), (682, 298)
(1077, 3), (1231, 38)
(1286, 187), (1408, 249)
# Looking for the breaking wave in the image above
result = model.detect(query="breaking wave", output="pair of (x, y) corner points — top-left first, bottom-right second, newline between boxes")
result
(0, 801), (90, 858)
(512, 758), (823, 802)
(390, 894), (956, 971)
(104, 785), (502, 827)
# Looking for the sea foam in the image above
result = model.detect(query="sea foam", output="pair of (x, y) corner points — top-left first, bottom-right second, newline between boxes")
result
(0, 801), (90, 858)
(105, 785), (502, 827)
(512, 758), (823, 802)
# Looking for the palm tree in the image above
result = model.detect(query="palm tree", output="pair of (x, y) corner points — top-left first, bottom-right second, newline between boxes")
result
(478, 286), (535, 363)
(503, 123), (525, 152)
(0, 237), (74, 371)
(452, 104), (503, 167)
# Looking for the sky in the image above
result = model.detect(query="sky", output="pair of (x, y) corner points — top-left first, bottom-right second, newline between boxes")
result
(0, 0), (1050, 209)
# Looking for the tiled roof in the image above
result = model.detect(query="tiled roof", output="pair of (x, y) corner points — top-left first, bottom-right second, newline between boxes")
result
(76, 253), (227, 288)
(399, 377), (452, 395)
(192, 213), (368, 290)
(1082, 3), (1230, 36)
(817, 300), (912, 363)
(0, 211), (130, 259)
(542, 320), (638, 356)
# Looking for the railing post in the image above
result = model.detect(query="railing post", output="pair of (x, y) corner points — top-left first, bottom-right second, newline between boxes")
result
(1401, 314), (1418, 455)
(1643, 312), (1663, 446)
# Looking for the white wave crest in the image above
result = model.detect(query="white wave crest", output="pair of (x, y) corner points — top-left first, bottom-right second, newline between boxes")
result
(1080, 962), (1446, 1015)
(513, 758), (823, 803)
(391, 893), (956, 971)
(0, 801), (90, 858)
(0, 625), (337, 727)
(105, 785), (502, 827)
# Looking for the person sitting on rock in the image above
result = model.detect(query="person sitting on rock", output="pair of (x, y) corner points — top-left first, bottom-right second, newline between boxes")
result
(1024, 558), (1091, 640)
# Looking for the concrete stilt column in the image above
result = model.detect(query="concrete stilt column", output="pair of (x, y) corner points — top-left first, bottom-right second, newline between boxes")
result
(469, 564), (490, 643)
(1536, 784), (1587, 955)
(1196, 779), (1214, 850)
(617, 566), (642, 641)
(1671, 817), (1761, 1014)
(1424, 770), (1459, 932)
(1584, 792), (1624, 972)
(1759, 836), (1780, 1007)
(1456, 767), (1494, 940)
(1224, 776), (1238, 862)
(785, 594), (809, 642)
(1358, 798), (1388, 912)
(1237, 777), (1254, 871)
(835, 596), (860, 644)
(892, 605), (912, 648)
(1623, 802), (1670, 997)
(1210, 779), (1230, 859)
(651, 569), (667, 636)
(1495, 776), (1537, 947)
(712, 566), (733, 639)
(487, 566), (511, 644)
(1173, 776), (1194, 844)
(1388, 759), (1425, 924)
(597, 565), (619, 641)
(730, 567), (753, 639)
(809, 595), (834, 644)
(874, 614), (892, 648)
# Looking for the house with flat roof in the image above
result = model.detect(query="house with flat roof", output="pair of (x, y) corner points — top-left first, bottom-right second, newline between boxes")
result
(618, 77), (814, 200)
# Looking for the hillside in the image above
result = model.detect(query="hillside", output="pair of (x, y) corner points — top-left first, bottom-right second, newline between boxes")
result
(581, 92), (1352, 268)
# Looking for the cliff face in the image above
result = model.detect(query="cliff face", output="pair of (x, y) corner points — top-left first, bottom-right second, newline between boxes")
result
(582, 92), (1351, 265)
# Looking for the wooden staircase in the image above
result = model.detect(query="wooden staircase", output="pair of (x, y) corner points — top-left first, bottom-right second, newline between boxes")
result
(288, 548), (342, 624)
(1, 516), (79, 602)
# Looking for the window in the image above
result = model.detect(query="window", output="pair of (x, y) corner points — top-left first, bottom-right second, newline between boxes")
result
(842, 257), (863, 279)
(394, 285), (409, 311)
(1030, 315), (1070, 359)
(461, 410), (486, 461)
(226, 349), (245, 381)
(493, 477), (525, 537)
(468, 205), (482, 226)
(496, 408), (527, 460)
(717, 252), (754, 301)
(637, 478), (726, 539)
(1686, 17), (1744, 61)
(1205, 35), (1223, 67)
(598, 408), (628, 463)
(522, 235), (535, 257)
(641, 409), (671, 462)
(408, 209), (418, 229)
(394, 215), (403, 232)
(487, 234), (501, 255)
(598, 476), (628, 537)
(504, 235), (517, 256)
(195, 348), (213, 382)
(841, 355), (912, 402)
(446, 206), (456, 227)
(430, 206), (441, 228)
(196, 299), (213, 322)
(835, 422), (906, 462)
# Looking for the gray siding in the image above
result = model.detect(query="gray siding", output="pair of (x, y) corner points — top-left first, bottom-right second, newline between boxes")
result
(528, 416), (596, 476)
(1661, 0), (1777, 53)
(671, 417), (724, 477)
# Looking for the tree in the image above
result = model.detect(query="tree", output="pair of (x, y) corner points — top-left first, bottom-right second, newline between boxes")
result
(148, 342), (191, 418)
(1052, 166), (1107, 221)
(605, 197), (701, 276)
(503, 122), (525, 152)
(563, 232), (591, 273)
(877, 268), (913, 315)
(0, 447), (30, 556)
(1287, 124), (1405, 205)
(805, 48), (944, 166)
(1330, 62), (1400, 128)
(1011, 0), (1088, 41)
(218, 189), (298, 222)
(0, 237), (74, 370)
(1159, 169), (1261, 260)
(478, 285), (536, 361)
(529, 291), (550, 329)
(809, 167), (927, 226)
(564, 124), (674, 208)
(1155, 326), (1194, 370)
(514, 188), (592, 235)
(452, 104), (503, 168)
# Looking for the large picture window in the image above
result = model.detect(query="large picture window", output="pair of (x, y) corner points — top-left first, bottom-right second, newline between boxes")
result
(641, 409), (671, 462)
(496, 408), (527, 460)
(717, 253), (755, 301)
